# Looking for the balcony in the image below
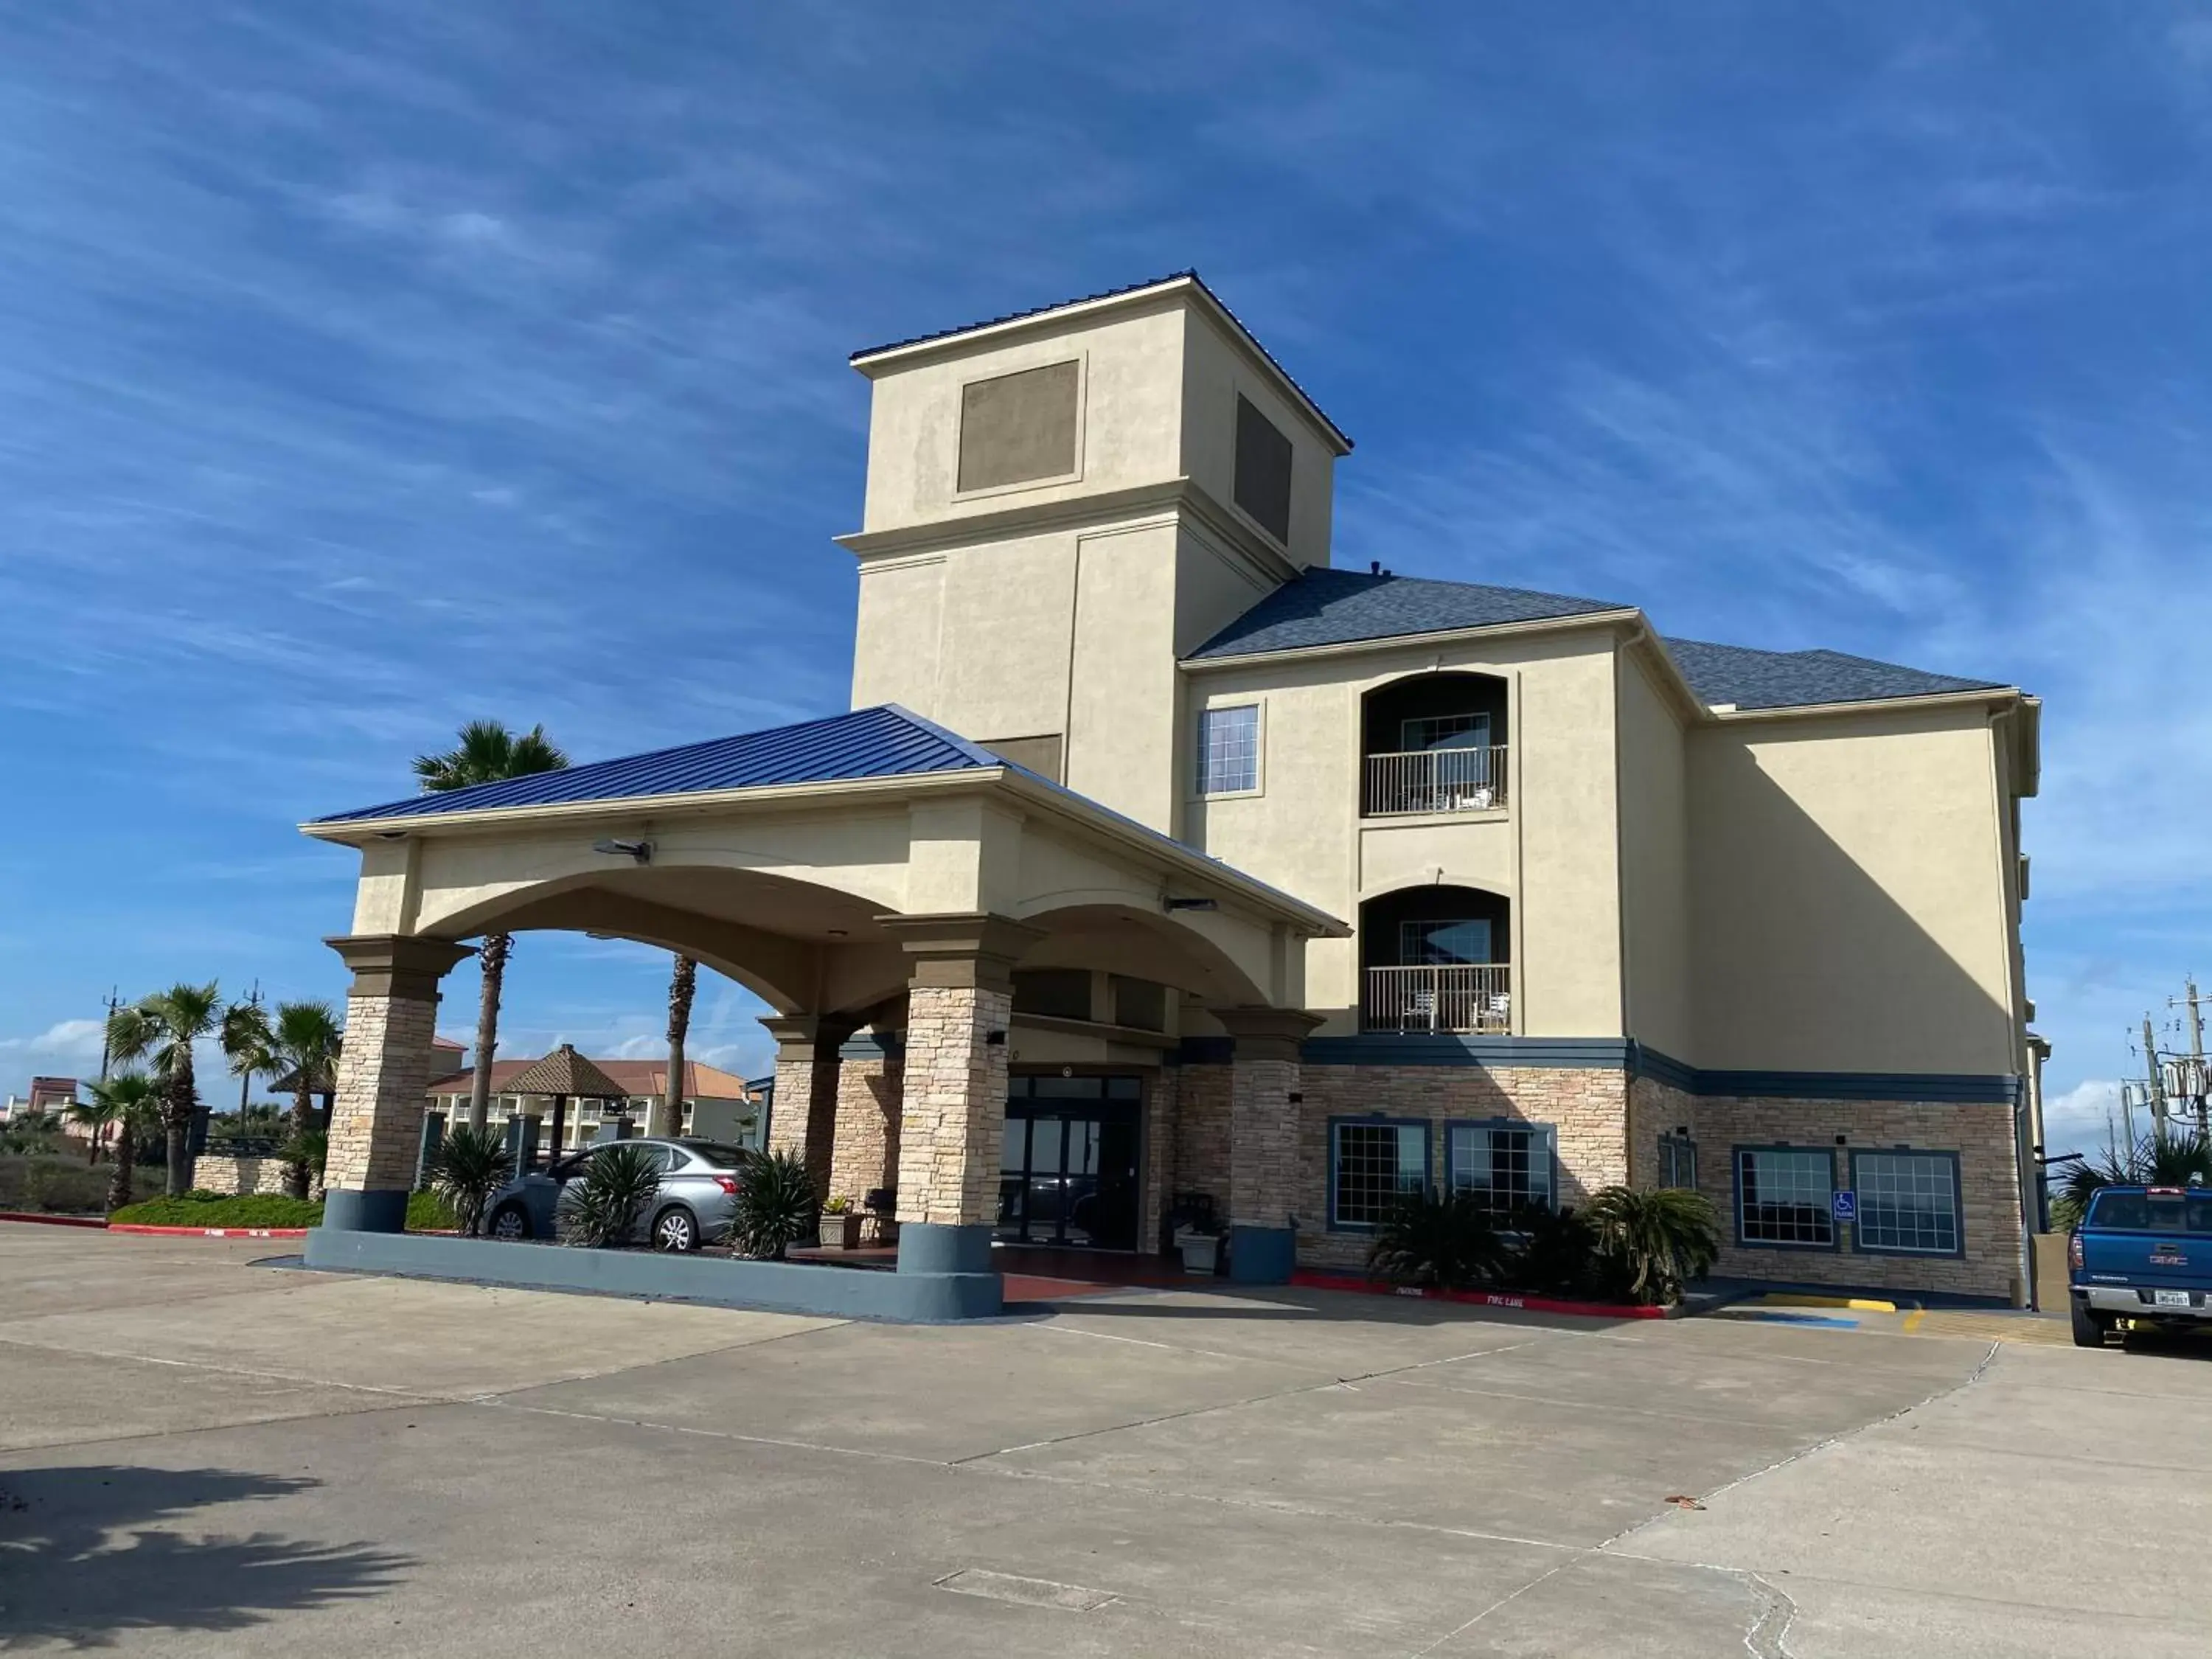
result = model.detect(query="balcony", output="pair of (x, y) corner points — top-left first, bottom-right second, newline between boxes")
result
(1363, 745), (1509, 818)
(1363, 963), (1512, 1034)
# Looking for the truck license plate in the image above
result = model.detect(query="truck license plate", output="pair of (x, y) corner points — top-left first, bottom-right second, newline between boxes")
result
(2154, 1290), (2191, 1309)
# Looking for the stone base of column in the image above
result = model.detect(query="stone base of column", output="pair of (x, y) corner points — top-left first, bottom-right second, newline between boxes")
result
(1229, 1223), (1295, 1284)
(323, 1188), (409, 1234)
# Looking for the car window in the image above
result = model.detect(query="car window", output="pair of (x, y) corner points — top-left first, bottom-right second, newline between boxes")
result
(678, 1141), (750, 1170)
(2087, 1191), (2212, 1233)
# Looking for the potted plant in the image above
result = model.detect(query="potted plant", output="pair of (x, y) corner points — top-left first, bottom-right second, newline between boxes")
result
(819, 1192), (863, 1250)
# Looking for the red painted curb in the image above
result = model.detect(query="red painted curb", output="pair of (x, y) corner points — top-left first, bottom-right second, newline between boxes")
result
(1290, 1269), (1672, 1320)
(108, 1223), (310, 1239)
(0, 1210), (109, 1229)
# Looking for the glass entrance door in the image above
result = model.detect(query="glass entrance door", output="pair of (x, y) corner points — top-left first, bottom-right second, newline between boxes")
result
(997, 1074), (1143, 1250)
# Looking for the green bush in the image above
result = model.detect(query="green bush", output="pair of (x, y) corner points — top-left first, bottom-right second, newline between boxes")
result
(111, 1192), (324, 1228)
(0, 1155), (111, 1215)
(406, 1189), (459, 1231)
(1367, 1188), (1514, 1291)
(559, 1142), (662, 1248)
(1584, 1186), (1721, 1306)
(731, 1147), (821, 1260)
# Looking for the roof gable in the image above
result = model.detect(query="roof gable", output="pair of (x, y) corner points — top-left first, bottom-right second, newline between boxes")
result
(313, 705), (997, 825)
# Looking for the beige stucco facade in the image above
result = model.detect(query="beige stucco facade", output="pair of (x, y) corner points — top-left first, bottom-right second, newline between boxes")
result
(307, 274), (2040, 1301)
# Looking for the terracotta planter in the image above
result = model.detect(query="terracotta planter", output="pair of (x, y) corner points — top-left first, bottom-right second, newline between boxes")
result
(820, 1209), (863, 1250)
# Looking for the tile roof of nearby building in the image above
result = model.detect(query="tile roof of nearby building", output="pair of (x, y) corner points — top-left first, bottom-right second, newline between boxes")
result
(1188, 567), (2010, 712)
(312, 705), (998, 824)
(426, 1057), (755, 1099)
(1660, 638), (2009, 711)
(848, 270), (1353, 451)
(1187, 567), (1631, 660)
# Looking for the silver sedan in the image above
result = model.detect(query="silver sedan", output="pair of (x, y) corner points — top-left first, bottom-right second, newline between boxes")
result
(482, 1138), (748, 1252)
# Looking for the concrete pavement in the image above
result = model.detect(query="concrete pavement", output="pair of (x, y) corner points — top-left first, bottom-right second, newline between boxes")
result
(1, 1222), (2204, 1655)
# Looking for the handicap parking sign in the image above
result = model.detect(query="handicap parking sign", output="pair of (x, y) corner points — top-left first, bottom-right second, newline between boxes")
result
(1832, 1190), (1857, 1222)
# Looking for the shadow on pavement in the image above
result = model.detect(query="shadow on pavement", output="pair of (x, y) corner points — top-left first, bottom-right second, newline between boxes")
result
(0, 1465), (410, 1646)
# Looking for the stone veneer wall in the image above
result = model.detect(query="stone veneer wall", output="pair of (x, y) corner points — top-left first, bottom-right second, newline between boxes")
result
(1631, 1077), (2025, 1304)
(827, 1054), (902, 1207)
(1172, 1063), (1232, 1216)
(326, 990), (439, 1195)
(1291, 1066), (1632, 1271)
(192, 1155), (294, 1197)
(1141, 1065), (1176, 1253)
(896, 984), (1012, 1227)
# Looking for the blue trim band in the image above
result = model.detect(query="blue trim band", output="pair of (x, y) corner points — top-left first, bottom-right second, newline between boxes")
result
(838, 1030), (905, 1062)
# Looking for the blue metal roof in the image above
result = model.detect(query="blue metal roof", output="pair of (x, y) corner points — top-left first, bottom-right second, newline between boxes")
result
(1186, 568), (1630, 660)
(313, 705), (997, 824)
(1661, 638), (2008, 711)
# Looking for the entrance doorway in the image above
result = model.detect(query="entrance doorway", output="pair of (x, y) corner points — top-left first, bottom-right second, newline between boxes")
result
(996, 1074), (1143, 1251)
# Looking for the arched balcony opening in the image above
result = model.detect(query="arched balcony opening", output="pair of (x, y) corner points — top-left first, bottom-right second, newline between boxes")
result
(1358, 885), (1512, 1034)
(1360, 672), (1509, 818)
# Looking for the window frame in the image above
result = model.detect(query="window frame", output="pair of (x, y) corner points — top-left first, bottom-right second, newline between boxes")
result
(1657, 1132), (1699, 1192)
(1194, 701), (1265, 799)
(1732, 1144), (1839, 1252)
(1444, 1118), (1557, 1220)
(1326, 1116), (1433, 1234)
(1848, 1148), (1965, 1259)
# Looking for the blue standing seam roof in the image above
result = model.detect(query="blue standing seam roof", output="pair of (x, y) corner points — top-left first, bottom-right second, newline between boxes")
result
(311, 705), (998, 824)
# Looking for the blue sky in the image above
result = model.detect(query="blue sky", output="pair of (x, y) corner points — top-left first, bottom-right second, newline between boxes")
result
(2, 3), (2206, 1156)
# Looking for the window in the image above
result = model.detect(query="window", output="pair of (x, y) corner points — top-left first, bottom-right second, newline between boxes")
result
(1399, 918), (1493, 966)
(1448, 1121), (1554, 1220)
(1233, 394), (1293, 542)
(1197, 704), (1260, 795)
(1736, 1147), (1835, 1247)
(1852, 1151), (1961, 1256)
(2086, 1189), (2212, 1233)
(1329, 1119), (1430, 1229)
(1400, 713), (1491, 753)
(1658, 1133), (1698, 1192)
(957, 360), (1080, 492)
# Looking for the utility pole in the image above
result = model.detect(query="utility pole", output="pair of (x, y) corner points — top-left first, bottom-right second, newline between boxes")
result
(2143, 1015), (2168, 1133)
(2168, 978), (2209, 1138)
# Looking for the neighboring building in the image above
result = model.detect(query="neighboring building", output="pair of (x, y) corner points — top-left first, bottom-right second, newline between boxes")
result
(4, 1077), (86, 1135)
(305, 272), (2040, 1302)
(424, 1057), (764, 1151)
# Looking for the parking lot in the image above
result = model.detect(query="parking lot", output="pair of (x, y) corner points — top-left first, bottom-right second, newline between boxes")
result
(1, 1223), (2206, 1656)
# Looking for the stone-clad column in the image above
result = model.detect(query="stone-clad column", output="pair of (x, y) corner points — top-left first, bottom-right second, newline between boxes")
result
(882, 914), (1040, 1278)
(1217, 1007), (1324, 1284)
(324, 934), (475, 1234)
(760, 1015), (849, 1204)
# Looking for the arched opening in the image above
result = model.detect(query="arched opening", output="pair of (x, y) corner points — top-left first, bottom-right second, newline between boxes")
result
(1360, 671), (1509, 816)
(1358, 884), (1512, 1034)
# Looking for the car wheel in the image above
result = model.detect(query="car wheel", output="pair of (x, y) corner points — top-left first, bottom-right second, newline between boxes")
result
(487, 1203), (531, 1242)
(2070, 1301), (2110, 1348)
(653, 1206), (699, 1253)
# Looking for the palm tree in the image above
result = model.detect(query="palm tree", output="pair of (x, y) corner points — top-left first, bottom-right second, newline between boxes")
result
(1585, 1186), (1722, 1307)
(659, 955), (698, 1138)
(414, 720), (570, 1132)
(107, 982), (223, 1197)
(88, 1073), (161, 1212)
(64, 1093), (118, 1164)
(224, 998), (345, 1199)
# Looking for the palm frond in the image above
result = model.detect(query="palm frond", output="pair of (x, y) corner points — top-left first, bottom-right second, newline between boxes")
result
(414, 720), (570, 793)
(427, 1124), (512, 1237)
(1366, 1187), (1514, 1291)
(560, 1143), (663, 1248)
(731, 1148), (821, 1260)
(1584, 1186), (1720, 1306)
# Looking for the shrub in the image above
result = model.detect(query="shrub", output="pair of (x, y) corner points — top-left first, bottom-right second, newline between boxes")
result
(1504, 1204), (1609, 1298)
(0, 1155), (111, 1215)
(731, 1147), (821, 1260)
(1367, 1187), (1514, 1291)
(1585, 1186), (1720, 1307)
(425, 1124), (511, 1237)
(110, 1192), (324, 1228)
(406, 1189), (459, 1231)
(558, 1142), (663, 1248)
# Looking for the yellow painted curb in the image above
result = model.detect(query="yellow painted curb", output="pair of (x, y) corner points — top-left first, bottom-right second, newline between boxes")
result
(1753, 1293), (1899, 1313)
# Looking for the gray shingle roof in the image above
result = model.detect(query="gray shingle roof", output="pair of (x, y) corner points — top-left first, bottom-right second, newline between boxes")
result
(849, 270), (1352, 451)
(1661, 638), (2008, 711)
(1186, 568), (1630, 660)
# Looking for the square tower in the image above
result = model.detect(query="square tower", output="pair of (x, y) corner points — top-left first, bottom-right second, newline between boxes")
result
(838, 273), (1351, 832)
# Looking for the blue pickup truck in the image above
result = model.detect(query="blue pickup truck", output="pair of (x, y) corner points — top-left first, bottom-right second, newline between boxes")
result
(2070, 1184), (2212, 1347)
